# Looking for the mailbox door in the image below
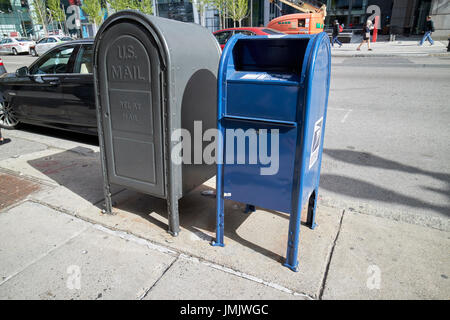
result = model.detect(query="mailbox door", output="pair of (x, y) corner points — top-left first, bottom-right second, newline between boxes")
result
(222, 119), (297, 213)
(98, 22), (165, 197)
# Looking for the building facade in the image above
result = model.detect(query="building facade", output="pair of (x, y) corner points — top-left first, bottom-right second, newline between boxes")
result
(325, 0), (449, 38)
(0, 0), (448, 39)
(0, 0), (32, 37)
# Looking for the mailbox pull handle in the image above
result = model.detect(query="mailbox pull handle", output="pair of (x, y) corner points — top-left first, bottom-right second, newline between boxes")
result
(221, 115), (297, 128)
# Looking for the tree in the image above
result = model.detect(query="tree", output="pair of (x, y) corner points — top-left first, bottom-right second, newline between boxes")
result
(107, 0), (153, 15)
(31, 0), (48, 36)
(211, 0), (227, 29)
(139, 0), (153, 15)
(48, 0), (66, 33)
(226, 0), (248, 27)
(191, 0), (212, 27)
(82, 0), (104, 27)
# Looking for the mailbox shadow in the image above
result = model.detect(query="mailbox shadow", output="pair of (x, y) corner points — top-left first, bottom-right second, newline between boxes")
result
(113, 184), (288, 264)
(322, 148), (450, 216)
(27, 147), (108, 207)
(26, 146), (300, 263)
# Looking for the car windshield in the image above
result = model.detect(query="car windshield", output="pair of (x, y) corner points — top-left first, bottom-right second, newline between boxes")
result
(262, 29), (285, 35)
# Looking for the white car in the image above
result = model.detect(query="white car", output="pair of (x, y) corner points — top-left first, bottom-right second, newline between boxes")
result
(0, 37), (35, 55)
(30, 36), (73, 56)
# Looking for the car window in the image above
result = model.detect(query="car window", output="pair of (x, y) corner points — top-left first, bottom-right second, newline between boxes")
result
(215, 31), (232, 45)
(37, 38), (46, 44)
(6, 39), (12, 43)
(48, 38), (57, 43)
(261, 28), (285, 35)
(59, 37), (73, 42)
(234, 30), (254, 36)
(16, 38), (29, 42)
(29, 46), (75, 75)
(73, 44), (93, 74)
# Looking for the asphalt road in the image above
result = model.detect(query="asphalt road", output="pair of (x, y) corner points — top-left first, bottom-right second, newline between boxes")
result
(1, 54), (37, 73)
(1, 54), (449, 230)
(322, 55), (450, 230)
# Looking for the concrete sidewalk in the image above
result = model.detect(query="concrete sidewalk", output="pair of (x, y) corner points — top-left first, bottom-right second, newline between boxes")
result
(331, 40), (448, 57)
(0, 129), (449, 300)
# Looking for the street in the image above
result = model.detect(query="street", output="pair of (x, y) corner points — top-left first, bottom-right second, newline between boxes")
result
(323, 55), (450, 230)
(0, 52), (449, 300)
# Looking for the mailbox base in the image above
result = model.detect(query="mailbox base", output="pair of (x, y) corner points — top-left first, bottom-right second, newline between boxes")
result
(244, 204), (256, 214)
(283, 261), (299, 272)
(211, 241), (225, 247)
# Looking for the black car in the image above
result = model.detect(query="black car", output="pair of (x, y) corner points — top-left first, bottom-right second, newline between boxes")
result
(0, 39), (96, 135)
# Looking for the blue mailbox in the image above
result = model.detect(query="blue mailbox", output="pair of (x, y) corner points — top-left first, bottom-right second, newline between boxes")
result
(212, 33), (331, 271)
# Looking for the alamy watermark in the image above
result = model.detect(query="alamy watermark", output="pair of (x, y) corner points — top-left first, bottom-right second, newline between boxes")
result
(171, 121), (280, 176)
(66, 265), (81, 290)
(366, 265), (381, 290)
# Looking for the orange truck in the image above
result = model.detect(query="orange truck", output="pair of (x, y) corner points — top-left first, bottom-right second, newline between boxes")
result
(267, 13), (325, 35)
(267, 0), (326, 34)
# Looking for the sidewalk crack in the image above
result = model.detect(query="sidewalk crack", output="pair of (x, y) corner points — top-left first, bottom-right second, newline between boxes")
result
(318, 209), (345, 299)
(137, 255), (179, 300)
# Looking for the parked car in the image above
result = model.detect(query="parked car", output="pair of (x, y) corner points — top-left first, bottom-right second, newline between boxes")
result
(30, 36), (74, 56)
(0, 37), (36, 55)
(213, 27), (285, 49)
(0, 39), (96, 135)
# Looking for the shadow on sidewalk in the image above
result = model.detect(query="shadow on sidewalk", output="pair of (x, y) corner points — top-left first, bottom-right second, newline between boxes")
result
(27, 147), (293, 264)
(27, 147), (106, 207)
(322, 149), (450, 217)
(111, 184), (297, 264)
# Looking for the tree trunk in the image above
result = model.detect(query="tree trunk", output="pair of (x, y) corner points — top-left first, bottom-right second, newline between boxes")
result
(250, 0), (253, 27)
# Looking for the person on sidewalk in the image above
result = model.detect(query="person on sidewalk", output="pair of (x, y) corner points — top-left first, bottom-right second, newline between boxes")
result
(419, 16), (435, 46)
(357, 20), (373, 51)
(332, 20), (343, 48)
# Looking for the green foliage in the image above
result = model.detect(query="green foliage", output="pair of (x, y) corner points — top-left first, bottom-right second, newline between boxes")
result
(210, 0), (228, 28)
(107, 0), (153, 15)
(82, 0), (104, 26)
(226, 0), (248, 27)
(48, 0), (66, 23)
(31, 0), (48, 33)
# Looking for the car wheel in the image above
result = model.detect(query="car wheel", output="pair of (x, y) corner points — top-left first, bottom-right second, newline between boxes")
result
(30, 48), (37, 56)
(0, 101), (19, 129)
(12, 48), (18, 55)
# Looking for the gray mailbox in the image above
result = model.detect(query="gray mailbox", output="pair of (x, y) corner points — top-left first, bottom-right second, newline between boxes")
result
(93, 11), (220, 236)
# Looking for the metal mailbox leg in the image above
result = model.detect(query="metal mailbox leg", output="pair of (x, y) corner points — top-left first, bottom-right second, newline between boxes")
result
(212, 172), (225, 247)
(284, 206), (301, 272)
(244, 204), (255, 214)
(307, 189), (318, 230)
(167, 198), (180, 237)
(212, 125), (225, 247)
(103, 185), (113, 214)
(212, 195), (225, 247)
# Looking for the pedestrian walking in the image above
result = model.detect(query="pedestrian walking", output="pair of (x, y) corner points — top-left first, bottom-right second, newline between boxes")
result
(419, 16), (435, 46)
(357, 20), (373, 51)
(332, 20), (343, 48)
